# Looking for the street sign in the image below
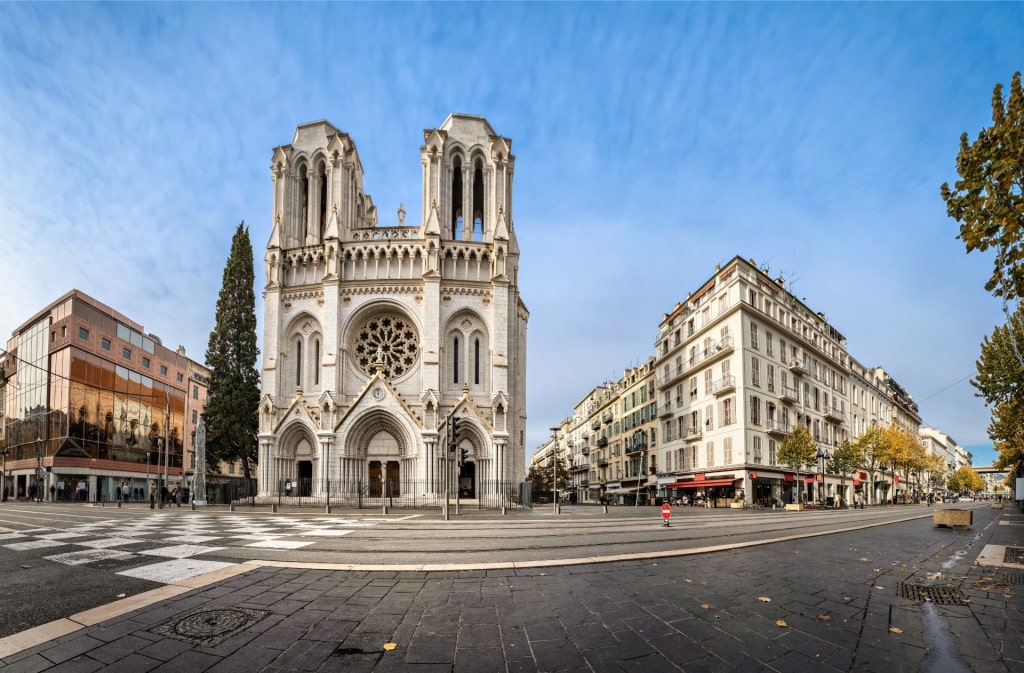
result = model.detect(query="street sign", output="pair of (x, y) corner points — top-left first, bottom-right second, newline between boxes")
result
(661, 503), (672, 520)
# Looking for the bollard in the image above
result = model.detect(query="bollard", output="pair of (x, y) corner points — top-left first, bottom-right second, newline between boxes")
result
(326, 505), (332, 514)
(603, 504), (608, 514)
(191, 501), (196, 511)
(229, 502), (235, 512)
(272, 504), (278, 513)
(117, 501), (122, 508)
(501, 506), (507, 515)
(383, 504), (389, 515)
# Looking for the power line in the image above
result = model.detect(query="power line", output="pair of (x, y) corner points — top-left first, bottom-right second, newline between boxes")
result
(916, 374), (974, 404)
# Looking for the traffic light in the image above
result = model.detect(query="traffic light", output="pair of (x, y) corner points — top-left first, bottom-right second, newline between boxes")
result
(459, 448), (469, 467)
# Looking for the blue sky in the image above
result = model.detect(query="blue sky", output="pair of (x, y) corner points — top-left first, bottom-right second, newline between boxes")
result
(2, 3), (1021, 467)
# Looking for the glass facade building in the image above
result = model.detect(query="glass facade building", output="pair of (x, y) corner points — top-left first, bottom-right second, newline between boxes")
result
(2, 290), (202, 502)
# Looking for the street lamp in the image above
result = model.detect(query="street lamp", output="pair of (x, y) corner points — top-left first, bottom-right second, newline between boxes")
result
(35, 437), (44, 503)
(550, 427), (560, 515)
(816, 447), (831, 507)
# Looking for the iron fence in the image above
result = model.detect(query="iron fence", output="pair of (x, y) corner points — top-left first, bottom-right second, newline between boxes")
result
(228, 478), (528, 511)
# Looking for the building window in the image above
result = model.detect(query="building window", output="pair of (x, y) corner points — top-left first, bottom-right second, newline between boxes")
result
(193, 385), (199, 400)
(123, 348), (131, 360)
(751, 357), (760, 387)
(705, 441), (715, 467)
(176, 372), (184, 382)
(160, 365), (168, 376)
(753, 436), (762, 463)
(724, 437), (733, 464)
(102, 338), (111, 351)
(142, 357), (150, 369)
(61, 325), (67, 338)
(768, 439), (777, 466)
(750, 396), (761, 425)
(78, 327), (89, 341)
(192, 410), (198, 423)
(474, 338), (481, 385)
(453, 338), (460, 383)
(750, 323), (759, 349)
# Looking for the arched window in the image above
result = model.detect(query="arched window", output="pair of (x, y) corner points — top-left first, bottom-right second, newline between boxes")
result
(313, 338), (320, 386)
(295, 338), (303, 388)
(318, 162), (327, 240)
(453, 337), (460, 383)
(474, 338), (480, 384)
(300, 164), (310, 241)
(451, 157), (463, 239)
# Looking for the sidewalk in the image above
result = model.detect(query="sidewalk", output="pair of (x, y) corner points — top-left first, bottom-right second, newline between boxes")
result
(1, 503), (1021, 672)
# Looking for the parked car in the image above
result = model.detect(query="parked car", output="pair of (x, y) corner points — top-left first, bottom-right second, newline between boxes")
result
(958, 496), (974, 502)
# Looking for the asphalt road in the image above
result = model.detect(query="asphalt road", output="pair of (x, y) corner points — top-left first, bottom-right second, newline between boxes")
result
(2, 500), (1021, 673)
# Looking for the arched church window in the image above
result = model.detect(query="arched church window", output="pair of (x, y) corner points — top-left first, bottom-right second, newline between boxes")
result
(351, 313), (419, 380)
(453, 337), (460, 383)
(300, 164), (309, 241)
(474, 338), (480, 384)
(313, 338), (320, 386)
(318, 162), (327, 240)
(451, 157), (463, 238)
(295, 338), (303, 388)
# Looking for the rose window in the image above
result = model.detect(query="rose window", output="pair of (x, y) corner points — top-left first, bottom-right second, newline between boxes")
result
(353, 314), (419, 379)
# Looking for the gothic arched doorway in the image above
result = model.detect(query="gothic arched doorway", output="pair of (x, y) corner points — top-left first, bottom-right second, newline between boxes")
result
(369, 460), (400, 497)
(458, 461), (475, 499)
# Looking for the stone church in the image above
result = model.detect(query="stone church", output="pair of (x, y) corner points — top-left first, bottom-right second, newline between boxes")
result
(256, 114), (527, 503)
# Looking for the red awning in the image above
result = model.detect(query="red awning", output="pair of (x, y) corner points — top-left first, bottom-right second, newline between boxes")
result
(666, 479), (737, 489)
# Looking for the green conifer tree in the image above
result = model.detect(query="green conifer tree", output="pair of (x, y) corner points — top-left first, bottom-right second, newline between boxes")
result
(204, 222), (260, 482)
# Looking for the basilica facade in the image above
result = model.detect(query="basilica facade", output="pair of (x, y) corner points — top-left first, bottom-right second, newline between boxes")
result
(256, 114), (527, 503)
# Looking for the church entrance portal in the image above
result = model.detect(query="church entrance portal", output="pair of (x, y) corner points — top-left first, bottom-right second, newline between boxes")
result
(297, 461), (312, 496)
(369, 460), (401, 497)
(458, 462), (476, 499)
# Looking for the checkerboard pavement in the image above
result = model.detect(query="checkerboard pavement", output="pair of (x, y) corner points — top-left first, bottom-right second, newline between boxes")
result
(0, 514), (383, 584)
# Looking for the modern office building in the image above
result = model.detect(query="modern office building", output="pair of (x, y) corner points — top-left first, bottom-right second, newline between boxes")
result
(256, 115), (528, 501)
(1, 290), (205, 503)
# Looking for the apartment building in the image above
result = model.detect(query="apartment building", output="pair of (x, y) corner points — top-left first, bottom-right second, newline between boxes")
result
(1, 290), (205, 503)
(656, 256), (862, 507)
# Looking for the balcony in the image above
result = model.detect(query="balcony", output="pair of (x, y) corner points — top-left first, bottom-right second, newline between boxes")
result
(602, 412), (613, 425)
(703, 336), (735, 364)
(581, 446), (590, 455)
(626, 443), (646, 455)
(824, 405), (844, 422)
(766, 420), (790, 437)
(712, 375), (736, 396)
(786, 358), (806, 375)
(596, 437), (608, 448)
(682, 425), (702, 442)
(580, 479), (589, 487)
(591, 419), (601, 430)
(660, 400), (673, 417)
(597, 459), (609, 468)
(779, 385), (799, 404)
(571, 462), (589, 473)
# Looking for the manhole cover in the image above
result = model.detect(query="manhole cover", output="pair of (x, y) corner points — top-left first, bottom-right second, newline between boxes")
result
(1003, 547), (1024, 565)
(151, 607), (270, 647)
(897, 582), (967, 605)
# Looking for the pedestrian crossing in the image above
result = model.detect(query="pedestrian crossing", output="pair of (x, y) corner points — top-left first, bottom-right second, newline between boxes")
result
(0, 514), (384, 584)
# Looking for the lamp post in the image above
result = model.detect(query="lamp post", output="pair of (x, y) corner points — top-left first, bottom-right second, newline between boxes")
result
(816, 447), (831, 507)
(35, 437), (44, 503)
(1, 447), (8, 502)
(550, 427), (560, 515)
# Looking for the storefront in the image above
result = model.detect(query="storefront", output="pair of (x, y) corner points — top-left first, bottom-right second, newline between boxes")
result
(665, 474), (739, 507)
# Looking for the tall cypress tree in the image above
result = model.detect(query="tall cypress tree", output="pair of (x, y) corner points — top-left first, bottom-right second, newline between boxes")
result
(205, 222), (260, 481)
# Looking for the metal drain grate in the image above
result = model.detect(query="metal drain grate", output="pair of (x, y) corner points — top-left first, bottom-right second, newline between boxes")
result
(151, 607), (270, 647)
(1002, 571), (1024, 586)
(1003, 547), (1024, 565)
(897, 582), (967, 605)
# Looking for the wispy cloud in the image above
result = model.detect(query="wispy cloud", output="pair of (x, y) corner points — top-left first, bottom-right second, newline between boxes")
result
(1, 2), (1020, 464)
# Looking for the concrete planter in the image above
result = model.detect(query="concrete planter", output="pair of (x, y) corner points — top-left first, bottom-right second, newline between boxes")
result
(784, 503), (803, 511)
(729, 502), (745, 509)
(991, 502), (1004, 509)
(933, 509), (972, 528)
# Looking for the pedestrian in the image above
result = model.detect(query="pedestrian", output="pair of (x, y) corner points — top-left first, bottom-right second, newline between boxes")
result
(50, 485), (55, 502)
(175, 485), (183, 507)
